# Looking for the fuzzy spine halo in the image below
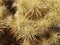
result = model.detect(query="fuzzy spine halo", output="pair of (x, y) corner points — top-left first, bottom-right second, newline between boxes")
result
(0, 0), (60, 45)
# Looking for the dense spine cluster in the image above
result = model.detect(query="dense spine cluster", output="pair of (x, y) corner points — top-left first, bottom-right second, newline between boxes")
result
(0, 0), (60, 45)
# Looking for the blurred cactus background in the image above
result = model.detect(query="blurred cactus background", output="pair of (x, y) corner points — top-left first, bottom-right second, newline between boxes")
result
(0, 0), (60, 45)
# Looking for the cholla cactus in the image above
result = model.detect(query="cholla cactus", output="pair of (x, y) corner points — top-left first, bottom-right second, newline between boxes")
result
(13, 0), (49, 20)
(10, 0), (60, 45)
(0, 0), (60, 45)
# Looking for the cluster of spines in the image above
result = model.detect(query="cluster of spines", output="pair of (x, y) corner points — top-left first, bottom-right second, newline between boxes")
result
(0, 0), (60, 45)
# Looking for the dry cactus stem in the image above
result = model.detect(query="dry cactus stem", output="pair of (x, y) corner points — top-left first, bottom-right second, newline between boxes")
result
(0, 0), (60, 45)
